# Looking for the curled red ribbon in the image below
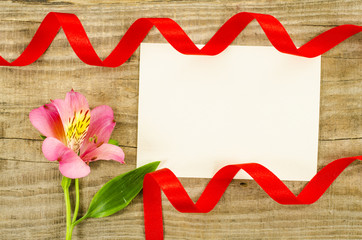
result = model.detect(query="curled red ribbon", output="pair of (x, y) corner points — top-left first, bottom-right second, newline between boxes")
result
(0, 12), (361, 67)
(143, 157), (361, 239)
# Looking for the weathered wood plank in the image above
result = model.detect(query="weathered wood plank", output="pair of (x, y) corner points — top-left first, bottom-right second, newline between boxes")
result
(0, 0), (361, 239)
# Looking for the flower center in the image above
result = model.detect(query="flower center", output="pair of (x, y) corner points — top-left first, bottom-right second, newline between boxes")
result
(66, 109), (90, 153)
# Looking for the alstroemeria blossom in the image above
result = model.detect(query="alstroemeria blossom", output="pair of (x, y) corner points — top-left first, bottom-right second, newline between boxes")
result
(30, 90), (125, 178)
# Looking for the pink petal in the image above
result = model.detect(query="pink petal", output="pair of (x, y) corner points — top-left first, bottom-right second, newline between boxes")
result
(50, 99), (70, 129)
(42, 137), (90, 178)
(80, 105), (116, 155)
(29, 103), (66, 143)
(65, 89), (89, 114)
(52, 90), (90, 130)
(82, 143), (125, 164)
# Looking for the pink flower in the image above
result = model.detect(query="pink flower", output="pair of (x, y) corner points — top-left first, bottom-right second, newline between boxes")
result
(29, 90), (125, 178)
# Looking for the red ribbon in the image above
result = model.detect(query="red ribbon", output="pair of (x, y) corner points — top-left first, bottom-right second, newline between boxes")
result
(1, 11), (360, 240)
(0, 12), (360, 67)
(143, 157), (361, 239)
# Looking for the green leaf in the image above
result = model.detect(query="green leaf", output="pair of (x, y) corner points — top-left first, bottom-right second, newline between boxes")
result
(108, 139), (119, 146)
(40, 134), (46, 140)
(83, 161), (160, 219)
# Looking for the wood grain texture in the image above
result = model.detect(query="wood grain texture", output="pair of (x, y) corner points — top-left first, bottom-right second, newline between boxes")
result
(0, 0), (361, 239)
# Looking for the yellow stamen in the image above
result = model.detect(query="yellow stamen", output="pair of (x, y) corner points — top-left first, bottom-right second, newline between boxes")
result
(66, 109), (90, 152)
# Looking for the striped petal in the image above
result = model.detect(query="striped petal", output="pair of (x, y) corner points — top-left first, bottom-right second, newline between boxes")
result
(51, 90), (90, 130)
(52, 90), (91, 152)
(80, 105), (116, 156)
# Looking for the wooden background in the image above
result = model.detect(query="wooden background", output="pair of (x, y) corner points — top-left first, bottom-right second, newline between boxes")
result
(0, 0), (361, 239)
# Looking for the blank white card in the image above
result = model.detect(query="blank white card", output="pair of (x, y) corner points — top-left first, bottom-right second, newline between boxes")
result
(137, 43), (321, 181)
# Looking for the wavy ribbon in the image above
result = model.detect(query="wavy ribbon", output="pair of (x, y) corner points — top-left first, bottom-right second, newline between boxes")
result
(0, 12), (361, 67)
(143, 156), (361, 239)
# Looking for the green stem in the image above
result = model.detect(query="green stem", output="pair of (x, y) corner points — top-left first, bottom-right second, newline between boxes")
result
(72, 178), (80, 223)
(66, 225), (73, 240)
(72, 215), (87, 227)
(62, 177), (72, 240)
(62, 177), (85, 240)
